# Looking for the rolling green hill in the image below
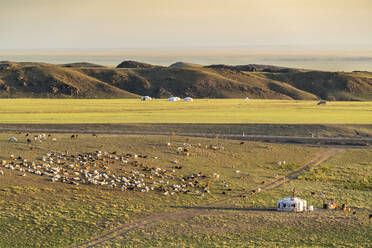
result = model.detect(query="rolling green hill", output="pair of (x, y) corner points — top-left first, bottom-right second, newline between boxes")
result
(0, 62), (138, 98)
(0, 60), (371, 100)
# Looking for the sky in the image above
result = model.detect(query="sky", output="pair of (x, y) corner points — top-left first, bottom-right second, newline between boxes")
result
(0, 0), (371, 51)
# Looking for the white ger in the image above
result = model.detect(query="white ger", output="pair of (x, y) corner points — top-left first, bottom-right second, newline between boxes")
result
(168, 97), (181, 102)
(277, 197), (307, 212)
(141, 96), (152, 101)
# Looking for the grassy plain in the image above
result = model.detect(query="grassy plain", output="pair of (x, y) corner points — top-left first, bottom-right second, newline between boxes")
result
(104, 149), (372, 248)
(0, 98), (371, 247)
(0, 132), (323, 247)
(0, 99), (372, 124)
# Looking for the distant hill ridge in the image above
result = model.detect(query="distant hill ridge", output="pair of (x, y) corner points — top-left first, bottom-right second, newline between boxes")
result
(0, 60), (371, 100)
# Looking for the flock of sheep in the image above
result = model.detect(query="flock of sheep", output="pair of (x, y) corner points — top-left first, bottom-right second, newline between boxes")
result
(0, 141), (228, 196)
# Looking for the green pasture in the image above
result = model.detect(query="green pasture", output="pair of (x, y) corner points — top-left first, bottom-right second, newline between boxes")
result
(106, 148), (372, 248)
(0, 99), (371, 124)
(0, 133), (322, 247)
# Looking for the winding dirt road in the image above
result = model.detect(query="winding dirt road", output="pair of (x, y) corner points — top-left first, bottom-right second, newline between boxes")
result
(72, 148), (344, 248)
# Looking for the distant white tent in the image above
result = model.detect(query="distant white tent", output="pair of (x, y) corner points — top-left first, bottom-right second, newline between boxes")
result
(184, 97), (193, 102)
(141, 96), (152, 101)
(277, 197), (307, 212)
(9, 136), (18, 142)
(244, 97), (249, 101)
(168, 97), (180, 102)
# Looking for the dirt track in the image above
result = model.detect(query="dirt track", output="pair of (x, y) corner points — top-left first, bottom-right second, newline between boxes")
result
(72, 148), (344, 248)
(1, 127), (371, 147)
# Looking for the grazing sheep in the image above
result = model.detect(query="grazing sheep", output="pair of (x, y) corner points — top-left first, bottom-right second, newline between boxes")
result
(0, 170), (4, 175)
(212, 173), (220, 179)
(2, 149), (217, 197)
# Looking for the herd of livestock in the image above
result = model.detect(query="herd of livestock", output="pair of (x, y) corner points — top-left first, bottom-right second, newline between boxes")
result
(0, 139), (227, 196)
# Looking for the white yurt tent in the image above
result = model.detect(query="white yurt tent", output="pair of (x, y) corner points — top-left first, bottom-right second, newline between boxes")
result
(184, 97), (193, 102)
(168, 97), (180, 102)
(141, 96), (152, 101)
(244, 97), (249, 101)
(277, 197), (307, 212)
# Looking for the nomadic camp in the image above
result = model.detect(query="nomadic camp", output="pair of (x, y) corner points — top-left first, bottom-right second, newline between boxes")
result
(168, 97), (180, 102)
(184, 97), (193, 102)
(277, 197), (307, 212)
(141, 96), (152, 101)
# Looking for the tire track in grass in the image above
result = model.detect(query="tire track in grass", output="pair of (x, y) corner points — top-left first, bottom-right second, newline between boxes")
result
(72, 148), (344, 248)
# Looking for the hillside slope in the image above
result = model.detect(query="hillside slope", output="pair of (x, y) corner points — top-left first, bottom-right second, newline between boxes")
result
(0, 62), (139, 98)
(80, 67), (318, 99)
(267, 71), (372, 101)
(0, 60), (371, 100)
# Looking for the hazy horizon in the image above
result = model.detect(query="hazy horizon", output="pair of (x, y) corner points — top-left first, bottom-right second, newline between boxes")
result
(1, 0), (372, 71)
(1, 0), (371, 50)
(1, 48), (372, 72)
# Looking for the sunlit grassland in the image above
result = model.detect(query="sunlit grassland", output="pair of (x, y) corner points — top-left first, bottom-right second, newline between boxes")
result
(0, 133), (323, 247)
(107, 149), (372, 248)
(0, 99), (372, 124)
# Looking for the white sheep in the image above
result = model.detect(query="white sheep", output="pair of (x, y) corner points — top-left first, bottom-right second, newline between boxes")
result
(212, 173), (220, 179)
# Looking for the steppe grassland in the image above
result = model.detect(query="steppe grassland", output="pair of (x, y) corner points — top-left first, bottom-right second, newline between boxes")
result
(0, 132), (323, 247)
(0, 99), (371, 124)
(105, 149), (372, 248)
